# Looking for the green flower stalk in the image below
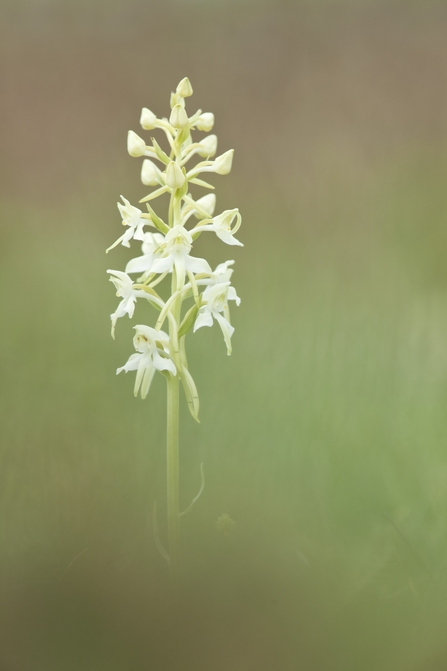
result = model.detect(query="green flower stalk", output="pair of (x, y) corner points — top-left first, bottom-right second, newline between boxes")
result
(106, 78), (242, 575)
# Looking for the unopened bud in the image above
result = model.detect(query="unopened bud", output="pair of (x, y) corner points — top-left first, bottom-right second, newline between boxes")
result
(195, 112), (214, 132)
(127, 130), (147, 157)
(197, 134), (218, 158)
(214, 149), (234, 175)
(141, 159), (161, 186)
(194, 194), (216, 219)
(140, 107), (157, 130)
(170, 104), (189, 129)
(166, 161), (186, 189)
(176, 77), (193, 98)
(170, 91), (185, 109)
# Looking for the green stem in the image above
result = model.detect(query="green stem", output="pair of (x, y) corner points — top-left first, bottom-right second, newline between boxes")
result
(166, 373), (180, 576)
(166, 177), (183, 579)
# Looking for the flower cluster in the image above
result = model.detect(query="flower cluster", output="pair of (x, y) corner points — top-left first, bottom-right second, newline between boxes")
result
(107, 78), (242, 418)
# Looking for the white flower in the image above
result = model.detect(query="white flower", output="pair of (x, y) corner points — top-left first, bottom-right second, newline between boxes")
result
(182, 135), (218, 163)
(181, 194), (216, 226)
(166, 161), (186, 190)
(141, 159), (163, 186)
(150, 225), (211, 288)
(125, 232), (165, 275)
(142, 231), (165, 255)
(194, 194), (216, 218)
(197, 260), (235, 287)
(194, 282), (241, 355)
(194, 208), (242, 246)
(176, 77), (193, 98)
(107, 270), (153, 337)
(170, 91), (185, 109)
(197, 134), (218, 158)
(140, 108), (158, 130)
(213, 150), (234, 174)
(193, 112), (214, 132)
(187, 149), (234, 178)
(170, 104), (189, 129)
(117, 325), (176, 399)
(127, 130), (148, 157)
(106, 197), (147, 252)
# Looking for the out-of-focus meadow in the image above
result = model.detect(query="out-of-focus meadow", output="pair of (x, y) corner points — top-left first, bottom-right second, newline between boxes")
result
(2, 0), (447, 669)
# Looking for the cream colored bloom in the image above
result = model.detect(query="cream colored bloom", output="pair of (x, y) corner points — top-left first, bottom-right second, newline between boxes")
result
(176, 77), (193, 98)
(127, 130), (148, 157)
(141, 159), (163, 186)
(125, 232), (165, 275)
(194, 112), (214, 132)
(170, 104), (189, 129)
(165, 161), (186, 190)
(188, 149), (234, 178)
(181, 194), (216, 226)
(107, 270), (157, 337)
(150, 225), (211, 288)
(194, 282), (241, 355)
(193, 208), (242, 246)
(106, 197), (147, 252)
(140, 108), (158, 130)
(182, 135), (218, 163)
(193, 194), (216, 218)
(117, 325), (176, 398)
(196, 260), (235, 287)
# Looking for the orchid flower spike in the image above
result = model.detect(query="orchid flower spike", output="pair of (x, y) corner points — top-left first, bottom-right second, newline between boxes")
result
(106, 76), (242, 575)
(106, 76), (242, 408)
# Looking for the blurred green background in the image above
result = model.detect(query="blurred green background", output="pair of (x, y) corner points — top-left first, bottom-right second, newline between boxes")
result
(2, 0), (447, 669)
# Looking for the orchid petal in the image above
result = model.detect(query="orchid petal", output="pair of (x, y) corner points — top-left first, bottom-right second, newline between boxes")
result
(126, 255), (154, 274)
(214, 312), (234, 355)
(140, 365), (156, 399)
(151, 256), (174, 274)
(185, 256), (212, 274)
(193, 309), (214, 332)
(153, 350), (177, 376)
(116, 353), (142, 375)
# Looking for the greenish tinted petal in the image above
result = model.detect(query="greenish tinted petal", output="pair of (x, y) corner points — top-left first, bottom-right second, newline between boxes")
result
(140, 365), (156, 399)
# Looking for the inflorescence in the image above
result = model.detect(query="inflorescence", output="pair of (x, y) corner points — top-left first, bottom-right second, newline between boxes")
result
(106, 77), (242, 420)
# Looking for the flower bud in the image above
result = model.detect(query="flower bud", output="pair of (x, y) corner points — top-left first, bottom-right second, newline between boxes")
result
(169, 104), (189, 129)
(197, 134), (218, 158)
(214, 149), (234, 175)
(127, 130), (147, 157)
(141, 159), (161, 186)
(194, 194), (216, 219)
(170, 92), (185, 109)
(140, 107), (157, 130)
(195, 112), (214, 132)
(176, 77), (193, 98)
(166, 161), (186, 189)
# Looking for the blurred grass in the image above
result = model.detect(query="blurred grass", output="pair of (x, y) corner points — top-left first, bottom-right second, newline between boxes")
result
(2, 1), (447, 670)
